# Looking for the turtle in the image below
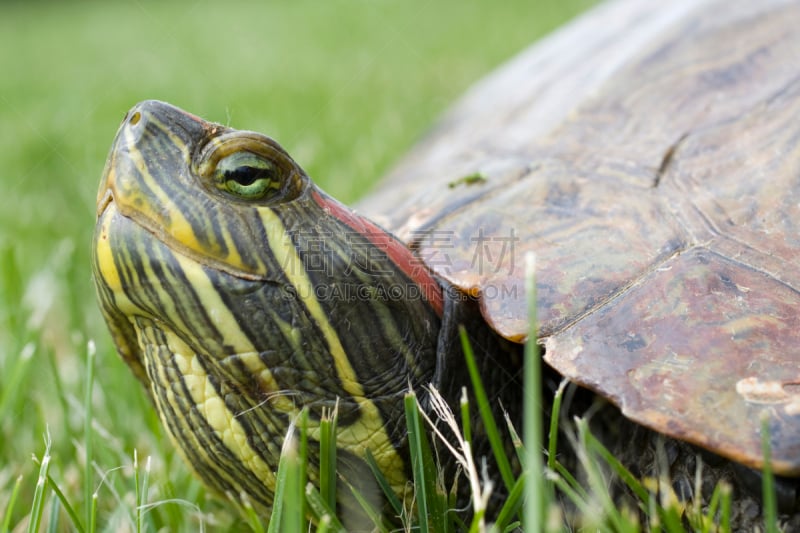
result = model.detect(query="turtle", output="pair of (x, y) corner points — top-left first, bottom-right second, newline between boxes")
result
(92, 0), (800, 528)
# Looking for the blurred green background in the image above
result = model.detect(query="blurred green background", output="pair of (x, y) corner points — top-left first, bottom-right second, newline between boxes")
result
(0, 0), (591, 529)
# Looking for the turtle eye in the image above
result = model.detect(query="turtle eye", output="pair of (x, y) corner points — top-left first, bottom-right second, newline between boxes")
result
(214, 151), (280, 200)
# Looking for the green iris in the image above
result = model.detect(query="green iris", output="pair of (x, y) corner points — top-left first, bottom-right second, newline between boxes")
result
(214, 151), (279, 200)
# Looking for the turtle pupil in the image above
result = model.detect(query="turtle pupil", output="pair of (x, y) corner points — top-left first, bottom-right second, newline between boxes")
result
(226, 166), (270, 186)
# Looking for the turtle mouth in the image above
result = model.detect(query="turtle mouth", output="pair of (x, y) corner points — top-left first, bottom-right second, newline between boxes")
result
(96, 147), (118, 218)
(98, 199), (270, 284)
(96, 187), (114, 217)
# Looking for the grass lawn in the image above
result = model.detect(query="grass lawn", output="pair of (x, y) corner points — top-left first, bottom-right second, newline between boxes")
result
(0, 1), (593, 530)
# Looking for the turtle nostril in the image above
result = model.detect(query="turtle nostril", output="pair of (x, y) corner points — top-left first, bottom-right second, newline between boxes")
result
(129, 111), (142, 126)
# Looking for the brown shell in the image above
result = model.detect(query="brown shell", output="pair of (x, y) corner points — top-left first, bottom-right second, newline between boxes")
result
(357, 0), (800, 474)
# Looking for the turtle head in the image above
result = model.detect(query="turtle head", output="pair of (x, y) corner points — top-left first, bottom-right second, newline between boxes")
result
(92, 100), (445, 519)
(96, 99), (309, 279)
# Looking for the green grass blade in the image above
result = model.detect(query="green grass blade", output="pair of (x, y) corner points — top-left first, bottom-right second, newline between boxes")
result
(268, 461), (286, 529)
(238, 494), (266, 533)
(458, 326), (515, 492)
(505, 411), (525, 470)
(547, 380), (567, 471)
(363, 449), (403, 517)
(229, 414), (309, 532)
(134, 451), (141, 533)
(404, 392), (445, 533)
(648, 491), (662, 533)
(656, 491), (684, 533)
(0, 476), (22, 533)
(134, 452), (151, 533)
(43, 344), (69, 452)
(719, 482), (732, 531)
(552, 460), (589, 502)
(548, 473), (595, 520)
(700, 477), (721, 533)
(28, 432), (53, 533)
(44, 473), (84, 533)
(316, 514), (331, 533)
(268, 421), (303, 533)
(761, 414), (778, 533)
(343, 479), (390, 533)
(1, 475), (22, 533)
(282, 443), (304, 533)
(45, 494), (59, 533)
(493, 472), (526, 531)
(460, 387), (472, 445)
(298, 408), (309, 514)
(84, 341), (96, 533)
(522, 252), (545, 531)
(576, 418), (630, 531)
(582, 425), (650, 505)
(403, 392), (429, 533)
(0, 343), (35, 426)
(0, 246), (22, 333)
(88, 495), (97, 533)
(467, 510), (486, 533)
(305, 484), (346, 532)
(319, 403), (338, 512)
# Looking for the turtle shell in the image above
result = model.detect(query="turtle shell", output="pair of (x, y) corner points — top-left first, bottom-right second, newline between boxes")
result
(357, 0), (800, 475)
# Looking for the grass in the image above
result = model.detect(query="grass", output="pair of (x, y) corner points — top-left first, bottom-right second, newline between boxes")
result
(0, 1), (784, 532)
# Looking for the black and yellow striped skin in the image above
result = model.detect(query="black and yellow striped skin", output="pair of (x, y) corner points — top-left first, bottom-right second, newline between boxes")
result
(92, 101), (450, 518)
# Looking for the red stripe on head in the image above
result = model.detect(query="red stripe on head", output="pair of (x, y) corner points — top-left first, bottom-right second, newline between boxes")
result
(311, 189), (444, 317)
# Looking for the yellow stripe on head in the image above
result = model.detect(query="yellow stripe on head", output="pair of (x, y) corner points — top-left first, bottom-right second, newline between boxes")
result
(259, 209), (408, 493)
(120, 120), (258, 278)
(158, 328), (278, 492)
